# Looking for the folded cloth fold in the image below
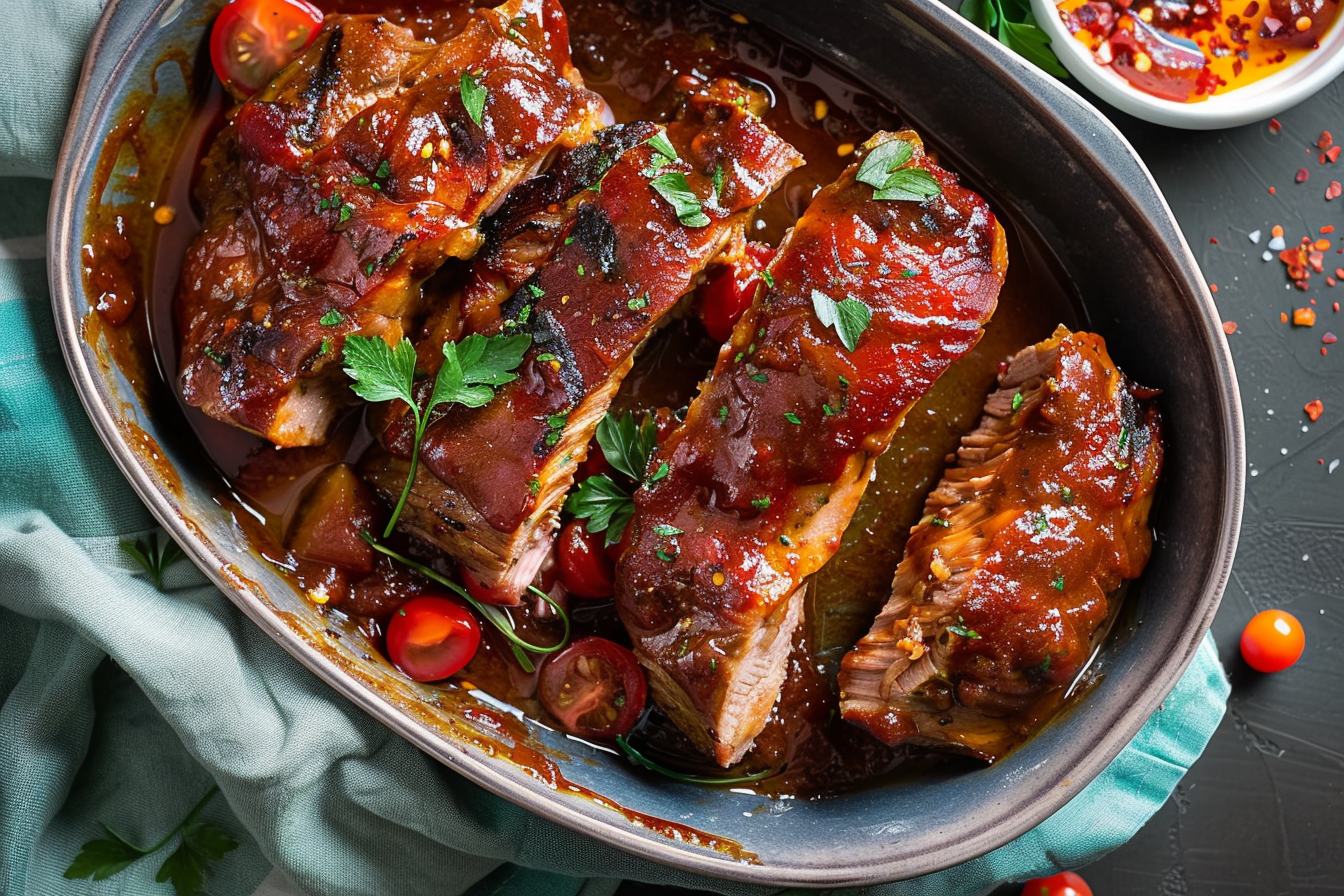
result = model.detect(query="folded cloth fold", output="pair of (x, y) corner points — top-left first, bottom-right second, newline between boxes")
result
(0, 4), (1230, 893)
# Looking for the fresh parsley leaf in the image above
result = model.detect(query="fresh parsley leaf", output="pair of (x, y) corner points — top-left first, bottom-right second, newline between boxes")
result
(647, 129), (678, 162)
(856, 138), (914, 190)
(342, 335), (417, 406)
(947, 621), (981, 639)
(375, 159), (391, 180)
(855, 137), (943, 203)
(344, 333), (529, 535)
(873, 168), (942, 202)
(648, 461), (669, 482)
(120, 532), (185, 590)
(810, 289), (872, 352)
(460, 71), (487, 128)
(64, 836), (144, 881)
(650, 172), (710, 227)
(564, 474), (635, 546)
(596, 411), (658, 481)
(64, 787), (234, 895)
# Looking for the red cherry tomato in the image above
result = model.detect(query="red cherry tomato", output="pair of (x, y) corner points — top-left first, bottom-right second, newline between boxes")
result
(697, 264), (761, 343)
(1240, 609), (1305, 672)
(385, 595), (480, 682)
(1021, 871), (1093, 896)
(558, 519), (616, 598)
(211, 0), (325, 96)
(538, 637), (647, 740)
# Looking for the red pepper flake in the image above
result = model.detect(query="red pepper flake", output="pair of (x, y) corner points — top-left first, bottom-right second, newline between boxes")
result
(1270, 118), (1283, 133)
(1318, 131), (1334, 150)
(1324, 332), (1338, 344)
(1337, 268), (1344, 278)
(1316, 239), (1333, 251)
(1211, 283), (1220, 292)
(1328, 181), (1343, 201)
(1281, 311), (1290, 323)
(1210, 237), (1219, 244)
(1328, 277), (1338, 287)
(1294, 307), (1318, 326)
(1223, 321), (1238, 334)
(1312, 298), (1318, 305)
(1270, 186), (1277, 194)
(1324, 225), (1338, 234)
(1329, 146), (1343, 164)
(1297, 167), (1311, 183)
(1305, 399), (1324, 421)
(1336, 302), (1341, 312)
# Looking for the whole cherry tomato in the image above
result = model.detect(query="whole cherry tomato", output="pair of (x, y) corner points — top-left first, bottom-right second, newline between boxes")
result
(1240, 609), (1305, 672)
(385, 595), (480, 682)
(211, 0), (325, 96)
(696, 242), (775, 343)
(557, 519), (616, 598)
(1020, 871), (1093, 896)
(538, 637), (647, 740)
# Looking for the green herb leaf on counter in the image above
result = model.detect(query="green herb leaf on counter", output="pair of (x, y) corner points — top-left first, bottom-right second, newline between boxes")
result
(811, 288), (872, 352)
(120, 532), (185, 590)
(460, 71), (488, 128)
(650, 172), (711, 227)
(959, 0), (1068, 77)
(344, 332), (529, 536)
(64, 786), (236, 896)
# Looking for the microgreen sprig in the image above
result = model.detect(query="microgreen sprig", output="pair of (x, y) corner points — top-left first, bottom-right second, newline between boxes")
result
(361, 534), (569, 673)
(343, 332), (530, 537)
(63, 786), (237, 896)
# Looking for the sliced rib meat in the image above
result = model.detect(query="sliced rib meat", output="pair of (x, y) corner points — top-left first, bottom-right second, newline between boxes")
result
(358, 80), (803, 604)
(839, 326), (1164, 761)
(615, 130), (1008, 767)
(177, 0), (603, 446)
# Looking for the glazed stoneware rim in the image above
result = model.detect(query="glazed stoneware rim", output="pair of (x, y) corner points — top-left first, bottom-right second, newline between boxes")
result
(1030, 0), (1344, 130)
(48, 0), (1245, 885)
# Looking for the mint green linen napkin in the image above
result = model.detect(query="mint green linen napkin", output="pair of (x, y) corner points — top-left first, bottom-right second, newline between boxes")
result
(0, 6), (1231, 894)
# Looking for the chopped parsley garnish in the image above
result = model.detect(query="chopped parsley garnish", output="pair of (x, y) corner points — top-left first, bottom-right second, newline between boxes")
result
(320, 309), (343, 326)
(1061, 485), (1074, 505)
(902, 268), (920, 278)
(1051, 572), (1065, 591)
(947, 616), (981, 639)
(1034, 512), (1049, 534)
(811, 288), (872, 352)
(649, 461), (669, 482)
(712, 163), (725, 199)
(653, 524), (684, 537)
(855, 137), (943, 202)
(202, 347), (226, 366)
(650, 172), (710, 227)
(751, 496), (771, 510)
(527, 283), (545, 298)
(318, 338), (331, 357)
(338, 203), (354, 222)
(930, 517), (950, 528)
(656, 548), (678, 563)
(628, 293), (649, 311)
(536, 353), (557, 363)
(760, 269), (775, 289)
(460, 71), (487, 128)
(779, 535), (793, 546)
(528, 478), (541, 496)
(1011, 392), (1024, 412)
(718, 405), (729, 422)
(343, 331), (529, 536)
(783, 412), (802, 425)
(375, 159), (391, 180)
(1117, 425), (1130, 452)
(822, 404), (834, 416)
(749, 373), (768, 383)
(577, 264), (585, 276)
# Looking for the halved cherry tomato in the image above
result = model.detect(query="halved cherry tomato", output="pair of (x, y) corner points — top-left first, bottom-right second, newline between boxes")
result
(210, 0), (325, 96)
(538, 637), (647, 740)
(696, 241), (776, 343)
(558, 519), (615, 598)
(1240, 609), (1305, 672)
(1021, 871), (1093, 896)
(385, 595), (480, 682)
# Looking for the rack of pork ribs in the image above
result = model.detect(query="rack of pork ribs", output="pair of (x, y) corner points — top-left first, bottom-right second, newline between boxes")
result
(179, 0), (1163, 770)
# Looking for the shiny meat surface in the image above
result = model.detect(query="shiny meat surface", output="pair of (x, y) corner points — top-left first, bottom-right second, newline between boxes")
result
(177, 0), (603, 446)
(838, 327), (1163, 761)
(616, 131), (1008, 767)
(360, 80), (803, 603)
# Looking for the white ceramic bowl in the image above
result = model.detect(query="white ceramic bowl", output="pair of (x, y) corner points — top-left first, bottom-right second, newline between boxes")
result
(1031, 0), (1344, 128)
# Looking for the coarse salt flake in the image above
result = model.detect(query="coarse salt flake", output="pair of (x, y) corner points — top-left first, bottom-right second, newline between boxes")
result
(1249, 229), (1263, 243)
(1269, 235), (1287, 251)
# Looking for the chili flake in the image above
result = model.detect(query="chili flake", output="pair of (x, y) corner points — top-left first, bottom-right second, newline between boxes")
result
(1270, 119), (1283, 133)
(1294, 307), (1317, 326)
(1324, 332), (1338, 344)
(1328, 147), (1343, 164)
(1223, 321), (1238, 334)
(1318, 131), (1334, 151)
(1305, 399), (1324, 421)
(1297, 168), (1310, 183)
(1328, 181), (1343, 201)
